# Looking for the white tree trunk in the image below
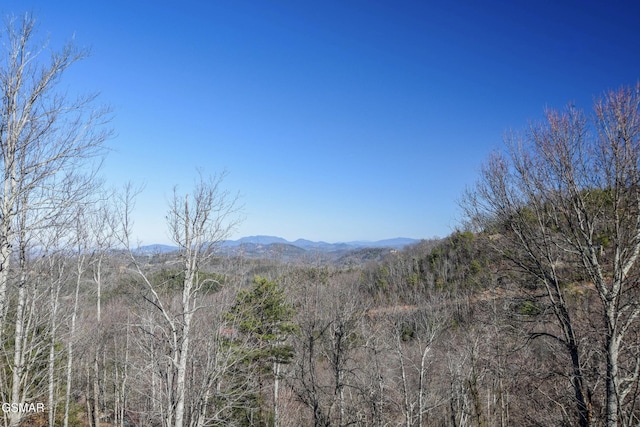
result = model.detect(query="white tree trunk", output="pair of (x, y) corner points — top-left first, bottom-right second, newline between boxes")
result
(174, 312), (192, 427)
(273, 361), (281, 427)
(395, 334), (412, 427)
(64, 262), (84, 427)
(48, 278), (61, 427)
(605, 309), (620, 427)
(9, 278), (27, 427)
(418, 345), (431, 427)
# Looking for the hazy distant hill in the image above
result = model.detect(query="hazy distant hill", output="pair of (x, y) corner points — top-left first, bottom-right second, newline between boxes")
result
(138, 235), (420, 260)
(222, 235), (418, 250)
(135, 244), (180, 255)
(223, 235), (290, 246)
(351, 237), (419, 248)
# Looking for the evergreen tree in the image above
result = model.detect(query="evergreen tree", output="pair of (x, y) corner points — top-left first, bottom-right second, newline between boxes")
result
(226, 276), (297, 426)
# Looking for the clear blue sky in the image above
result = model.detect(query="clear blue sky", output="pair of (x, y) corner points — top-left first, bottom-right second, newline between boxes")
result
(3, 1), (639, 244)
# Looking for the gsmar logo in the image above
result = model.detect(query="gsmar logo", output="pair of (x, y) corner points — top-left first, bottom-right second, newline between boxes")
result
(1, 402), (45, 413)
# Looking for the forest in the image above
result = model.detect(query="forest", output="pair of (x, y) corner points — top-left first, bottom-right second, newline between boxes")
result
(2, 13), (640, 427)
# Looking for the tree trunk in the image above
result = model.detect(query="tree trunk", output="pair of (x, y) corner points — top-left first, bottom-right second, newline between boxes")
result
(174, 272), (195, 427)
(119, 322), (129, 427)
(605, 311), (620, 427)
(418, 345), (431, 427)
(396, 335), (411, 427)
(47, 262), (63, 427)
(273, 361), (281, 427)
(9, 277), (27, 427)
(174, 322), (190, 427)
(0, 211), (13, 336)
(64, 263), (84, 427)
(92, 255), (103, 427)
(93, 353), (100, 427)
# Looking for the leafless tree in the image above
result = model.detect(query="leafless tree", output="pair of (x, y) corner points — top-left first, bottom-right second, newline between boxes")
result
(0, 12), (109, 334)
(293, 270), (369, 426)
(287, 268), (332, 427)
(464, 84), (640, 427)
(121, 172), (240, 427)
(0, 14), (109, 426)
(386, 297), (447, 427)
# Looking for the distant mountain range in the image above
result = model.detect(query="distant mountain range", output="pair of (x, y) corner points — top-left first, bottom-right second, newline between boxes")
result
(137, 235), (420, 257)
(222, 235), (418, 249)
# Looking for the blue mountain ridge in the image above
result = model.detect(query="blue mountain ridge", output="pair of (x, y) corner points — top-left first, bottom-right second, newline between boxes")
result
(222, 235), (418, 250)
(138, 236), (419, 254)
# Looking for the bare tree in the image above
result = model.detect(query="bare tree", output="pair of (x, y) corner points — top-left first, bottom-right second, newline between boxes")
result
(0, 13), (109, 334)
(86, 193), (119, 427)
(387, 297), (446, 427)
(286, 268), (371, 427)
(0, 15), (109, 426)
(63, 207), (90, 427)
(122, 172), (240, 427)
(464, 84), (640, 427)
(288, 269), (332, 427)
(45, 249), (70, 427)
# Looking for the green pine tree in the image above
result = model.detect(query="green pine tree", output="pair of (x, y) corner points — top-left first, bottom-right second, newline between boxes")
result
(225, 276), (297, 426)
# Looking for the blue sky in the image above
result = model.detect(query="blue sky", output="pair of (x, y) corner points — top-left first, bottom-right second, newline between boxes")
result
(3, 1), (639, 244)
